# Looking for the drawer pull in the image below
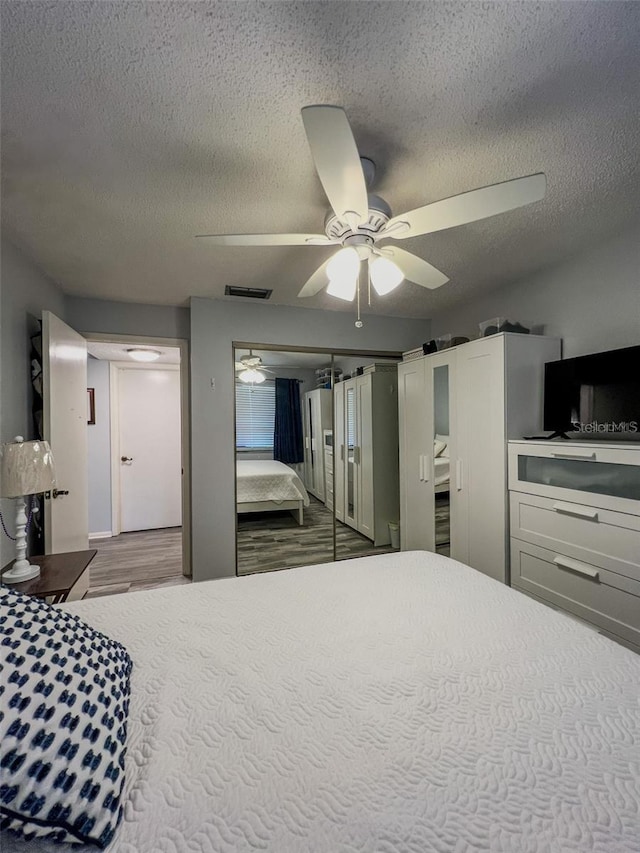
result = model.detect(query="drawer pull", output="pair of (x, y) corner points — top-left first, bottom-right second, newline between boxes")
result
(552, 501), (599, 521)
(553, 555), (600, 581)
(456, 459), (463, 491)
(551, 451), (596, 461)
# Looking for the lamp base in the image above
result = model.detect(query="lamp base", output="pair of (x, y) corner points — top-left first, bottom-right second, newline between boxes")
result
(3, 559), (41, 583)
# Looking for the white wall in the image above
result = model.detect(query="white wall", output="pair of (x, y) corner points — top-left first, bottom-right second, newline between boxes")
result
(430, 222), (640, 359)
(87, 358), (112, 536)
(0, 238), (67, 566)
(191, 297), (430, 581)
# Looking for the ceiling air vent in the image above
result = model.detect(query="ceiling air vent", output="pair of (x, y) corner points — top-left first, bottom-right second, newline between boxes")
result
(225, 286), (272, 300)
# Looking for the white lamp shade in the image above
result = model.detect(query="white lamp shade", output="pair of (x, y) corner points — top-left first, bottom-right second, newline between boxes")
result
(239, 368), (266, 384)
(0, 437), (56, 497)
(370, 256), (404, 295)
(326, 275), (358, 301)
(326, 247), (360, 282)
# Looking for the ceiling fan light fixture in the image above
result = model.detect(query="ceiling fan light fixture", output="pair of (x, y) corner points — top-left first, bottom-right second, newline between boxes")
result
(127, 348), (161, 362)
(369, 257), (404, 295)
(239, 368), (266, 384)
(325, 247), (360, 301)
(326, 247), (360, 281)
(326, 275), (358, 302)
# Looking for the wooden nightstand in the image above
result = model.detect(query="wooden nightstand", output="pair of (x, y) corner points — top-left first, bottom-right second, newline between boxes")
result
(1, 549), (97, 603)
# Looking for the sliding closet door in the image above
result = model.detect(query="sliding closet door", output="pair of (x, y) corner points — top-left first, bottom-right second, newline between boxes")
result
(398, 358), (434, 550)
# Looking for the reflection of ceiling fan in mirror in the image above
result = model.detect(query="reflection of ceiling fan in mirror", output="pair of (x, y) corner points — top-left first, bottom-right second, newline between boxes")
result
(197, 105), (546, 308)
(235, 352), (274, 384)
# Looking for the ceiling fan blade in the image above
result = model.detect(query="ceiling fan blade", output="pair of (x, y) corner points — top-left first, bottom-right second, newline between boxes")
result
(195, 233), (336, 246)
(301, 105), (369, 225)
(297, 255), (334, 298)
(384, 173), (546, 239)
(382, 246), (449, 290)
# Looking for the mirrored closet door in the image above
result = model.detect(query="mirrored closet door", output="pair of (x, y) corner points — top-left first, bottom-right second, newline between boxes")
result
(234, 346), (402, 575)
(397, 349), (456, 554)
(234, 347), (334, 575)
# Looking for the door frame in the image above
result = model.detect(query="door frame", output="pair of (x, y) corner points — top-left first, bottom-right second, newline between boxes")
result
(85, 333), (191, 577)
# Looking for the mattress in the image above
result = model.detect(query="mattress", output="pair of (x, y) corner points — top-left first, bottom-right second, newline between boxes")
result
(5, 551), (640, 852)
(236, 459), (309, 506)
(434, 454), (450, 486)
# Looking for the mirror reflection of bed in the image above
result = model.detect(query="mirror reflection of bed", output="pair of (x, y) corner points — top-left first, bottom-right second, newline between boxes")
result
(234, 347), (402, 575)
(433, 364), (451, 556)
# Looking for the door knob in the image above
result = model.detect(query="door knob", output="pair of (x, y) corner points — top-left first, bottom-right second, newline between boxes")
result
(121, 456), (133, 462)
(52, 489), (69, 498)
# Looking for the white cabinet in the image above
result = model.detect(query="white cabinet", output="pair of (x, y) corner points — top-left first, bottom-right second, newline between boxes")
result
(509, 440), (640, 651)
(303, 388), (331, 501)
(398, 334), (561, 583)
(335, 369), (400, 546)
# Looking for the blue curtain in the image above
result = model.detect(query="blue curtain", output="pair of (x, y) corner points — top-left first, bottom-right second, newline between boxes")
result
(274, 378), (303, 464)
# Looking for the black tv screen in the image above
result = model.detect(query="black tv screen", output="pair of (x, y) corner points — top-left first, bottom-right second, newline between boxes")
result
(544, 346), (640, 441)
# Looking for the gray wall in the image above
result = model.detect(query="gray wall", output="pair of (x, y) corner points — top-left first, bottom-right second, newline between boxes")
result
(0, 238), (67, 565)
(430, 222), (640, 358)
(66, 296), (190, 341)
(87, 358), (112, 535)
(191, 297), (430, 581)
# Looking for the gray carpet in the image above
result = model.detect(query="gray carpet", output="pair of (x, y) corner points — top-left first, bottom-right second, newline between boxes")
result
(237, 496), (399, 575)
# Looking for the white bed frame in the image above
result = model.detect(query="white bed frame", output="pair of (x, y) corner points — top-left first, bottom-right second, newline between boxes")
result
(237, 499), (304, 526)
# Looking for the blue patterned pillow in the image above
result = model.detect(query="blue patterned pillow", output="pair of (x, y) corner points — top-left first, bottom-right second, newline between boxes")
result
(0, 586), (133, 849)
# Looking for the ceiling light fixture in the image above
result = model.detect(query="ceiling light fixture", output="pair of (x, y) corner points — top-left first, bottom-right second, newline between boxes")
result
(127, 348), (161, 362)
(369, 256), (404, 295)
(325, 247), (359, 302)
(239, 368), (266, 384)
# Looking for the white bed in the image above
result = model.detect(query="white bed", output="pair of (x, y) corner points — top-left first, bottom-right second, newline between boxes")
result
(236, 459), (310, 525)
(434, 434), (450, 494)
(7, 551), (639, 853)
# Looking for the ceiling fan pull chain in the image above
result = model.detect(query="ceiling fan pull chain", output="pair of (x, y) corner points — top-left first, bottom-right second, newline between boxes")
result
(355, 273), (363, 328)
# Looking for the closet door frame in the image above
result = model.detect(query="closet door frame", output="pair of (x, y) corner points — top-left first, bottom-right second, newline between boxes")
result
(233, 341), (403, 572)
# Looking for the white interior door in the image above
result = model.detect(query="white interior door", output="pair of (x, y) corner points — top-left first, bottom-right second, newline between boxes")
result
(42, 311), (89, 555)
(118, 367), (182, 532)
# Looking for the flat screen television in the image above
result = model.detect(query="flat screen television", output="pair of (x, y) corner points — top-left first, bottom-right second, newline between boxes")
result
(544, 345), (640, 441)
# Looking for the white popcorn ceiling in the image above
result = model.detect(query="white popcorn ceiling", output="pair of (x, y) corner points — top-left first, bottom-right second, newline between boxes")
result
(2, 1), (639, 319)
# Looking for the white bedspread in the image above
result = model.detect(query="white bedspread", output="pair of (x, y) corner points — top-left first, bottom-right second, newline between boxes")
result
(434, 454), (450, 486)
(6, 551), (640, 852)
(236, 459), (309, 506)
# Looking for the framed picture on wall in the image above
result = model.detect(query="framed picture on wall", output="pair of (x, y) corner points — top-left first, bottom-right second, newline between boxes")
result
(87, 387), (96, 425)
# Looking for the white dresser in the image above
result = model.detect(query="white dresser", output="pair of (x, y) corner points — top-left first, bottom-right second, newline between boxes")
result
(508, 440), (640, 652)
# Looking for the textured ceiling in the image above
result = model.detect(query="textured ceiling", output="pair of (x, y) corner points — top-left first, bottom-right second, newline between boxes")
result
(2, 1), (639, 319)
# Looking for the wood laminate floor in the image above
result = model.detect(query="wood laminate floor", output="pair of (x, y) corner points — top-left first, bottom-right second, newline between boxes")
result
(87, 528), (188, 598)
(237, 496), (399, 575)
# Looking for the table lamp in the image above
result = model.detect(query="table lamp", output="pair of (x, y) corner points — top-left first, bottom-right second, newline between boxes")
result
(0, 435), (56, 582)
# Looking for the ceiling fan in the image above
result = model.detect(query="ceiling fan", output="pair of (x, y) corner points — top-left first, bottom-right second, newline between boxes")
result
(235, 352), (273, 384)
(197, 105), (546, 305)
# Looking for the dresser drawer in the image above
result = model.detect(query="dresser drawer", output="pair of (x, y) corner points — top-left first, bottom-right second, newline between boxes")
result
(511, 539), (640, 649)
(510, 492), (640, 583)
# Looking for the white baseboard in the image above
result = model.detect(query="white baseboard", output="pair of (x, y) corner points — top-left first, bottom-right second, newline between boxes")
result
(89, 531), (112, 540)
